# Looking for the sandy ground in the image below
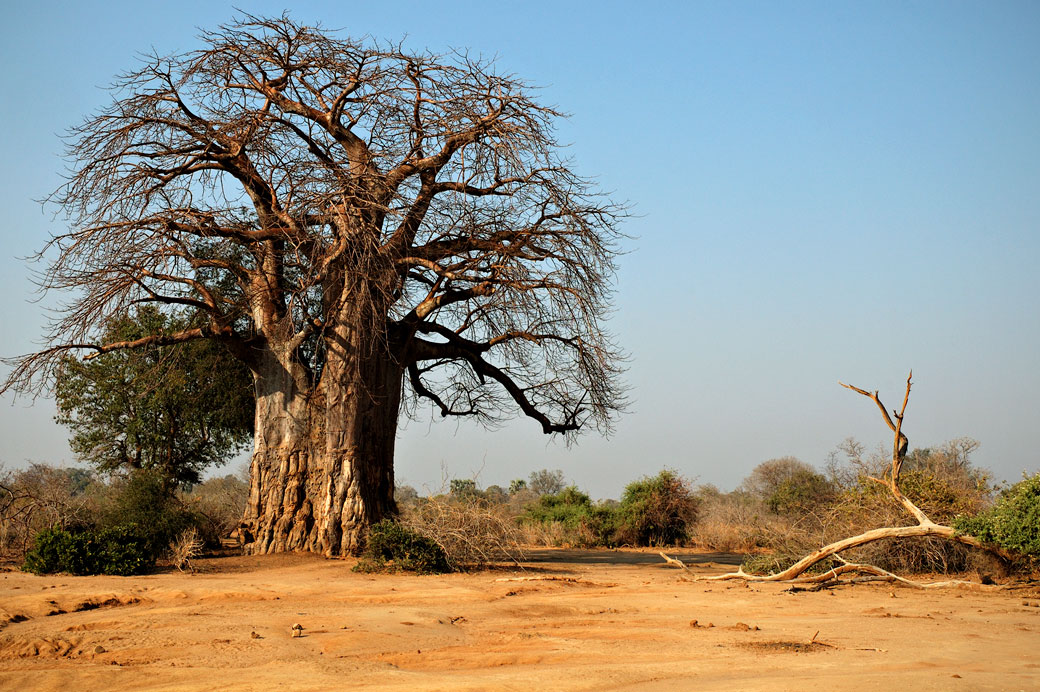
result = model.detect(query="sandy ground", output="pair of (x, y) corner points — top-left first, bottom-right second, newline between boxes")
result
(2, 550), (1039, 691)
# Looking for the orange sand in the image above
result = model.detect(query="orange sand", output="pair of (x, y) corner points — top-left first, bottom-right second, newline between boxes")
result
(2, 551), (1038, 691)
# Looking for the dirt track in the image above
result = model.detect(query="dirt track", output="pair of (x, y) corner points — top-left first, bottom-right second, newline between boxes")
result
(2, 551), (1038, 691)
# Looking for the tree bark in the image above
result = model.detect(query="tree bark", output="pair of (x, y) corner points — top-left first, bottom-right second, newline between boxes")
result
(241, 348), (323, 553)
(318, 311), (403, 555)
(240, 298), (404, 556)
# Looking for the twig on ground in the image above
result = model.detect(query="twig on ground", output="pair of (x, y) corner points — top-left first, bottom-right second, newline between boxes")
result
(658, 552), (689, 571)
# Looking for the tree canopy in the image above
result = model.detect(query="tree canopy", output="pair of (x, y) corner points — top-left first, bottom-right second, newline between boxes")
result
(54, 306), (254, 486)
(2, 14), (627, 553)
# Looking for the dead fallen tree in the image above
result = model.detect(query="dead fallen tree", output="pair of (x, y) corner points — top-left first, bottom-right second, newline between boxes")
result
(697, 372), (1008, 587)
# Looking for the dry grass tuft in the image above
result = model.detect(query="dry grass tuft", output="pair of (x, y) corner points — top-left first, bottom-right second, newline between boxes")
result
(168, 527), (204, 573)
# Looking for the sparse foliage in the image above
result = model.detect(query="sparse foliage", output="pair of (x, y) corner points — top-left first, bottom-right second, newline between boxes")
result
(168, 527), (205, 573)
(528, 469), (567, 496)
(688, 489), (780, 553)
(4, 14), (626, 555)
(180, 473), (250, 542)
(403, 495), (526, 569)
(0, 464), (103, 557)
(394, 484), (419, 505)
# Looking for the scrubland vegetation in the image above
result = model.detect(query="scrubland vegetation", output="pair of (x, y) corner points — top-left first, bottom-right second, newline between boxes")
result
(1, 465), (247, 575)
(6, 437), (1035, 578)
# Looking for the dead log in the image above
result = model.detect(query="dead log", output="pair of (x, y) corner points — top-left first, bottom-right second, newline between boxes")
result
(704, 372), (1007, 588)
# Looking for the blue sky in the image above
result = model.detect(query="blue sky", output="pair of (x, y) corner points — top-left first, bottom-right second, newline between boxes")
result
(1, 1), (1038, 498)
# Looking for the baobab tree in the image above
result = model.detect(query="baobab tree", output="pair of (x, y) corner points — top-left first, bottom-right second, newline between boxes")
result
(2, 15), (626, 555)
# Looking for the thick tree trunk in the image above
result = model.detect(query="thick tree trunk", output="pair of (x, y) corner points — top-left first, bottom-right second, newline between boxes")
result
(317, 293), (404, 555)
(319, 339), (403, 555)
(241, 349), (323, 553)
(241, 307), (404, 556)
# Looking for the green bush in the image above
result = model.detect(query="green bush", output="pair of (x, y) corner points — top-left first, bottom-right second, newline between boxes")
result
(522, 486), (595, 526)
(20, 469), (207, 575)
(519, 486), (618, 547)
(354, 520), (451, 574)
(103, 470), (202, 553)
(22, 526), (76, 575)
(614, 470), (698, 546)
(766, 469), (836, 515)
(23, 524), (152, 576)
(955, 473), (1040, 563)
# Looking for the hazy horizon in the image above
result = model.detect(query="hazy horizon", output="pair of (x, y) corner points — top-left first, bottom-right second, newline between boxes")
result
(2, 1), (1038, 500)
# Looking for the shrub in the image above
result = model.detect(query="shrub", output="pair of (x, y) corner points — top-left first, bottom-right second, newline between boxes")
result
(354, 520), (450, 574)
(405, 495), (526, 568)
(955, 473), (1040, 564)
(766, 469), (836, 515)
(614, 470), (698, 546)
(22, 526), (77, 575)
(23, 524), (152, 576)
(519, 486), (617, 546)
(168, 527), (205, 573)
(522, 486), (594, 526)
(102, 470), (201, 555)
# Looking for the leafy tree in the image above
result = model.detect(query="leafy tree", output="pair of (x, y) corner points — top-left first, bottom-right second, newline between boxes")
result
(528, 469), (567, 496)
(508, 479), (528, 494)
(54, 306), (254, 487)
(449, 479), (479, 499)
(483, 485), (508, 504)
(3, 14), (625, 555)
(522, 485), (595, 526)
(740, 457), (819, 499)
(765, 468), (836, 516)
(615, 470), (698, 546)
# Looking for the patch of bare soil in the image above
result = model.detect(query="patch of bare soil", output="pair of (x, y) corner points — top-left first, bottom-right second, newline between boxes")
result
(1, 551), (1037, 691)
